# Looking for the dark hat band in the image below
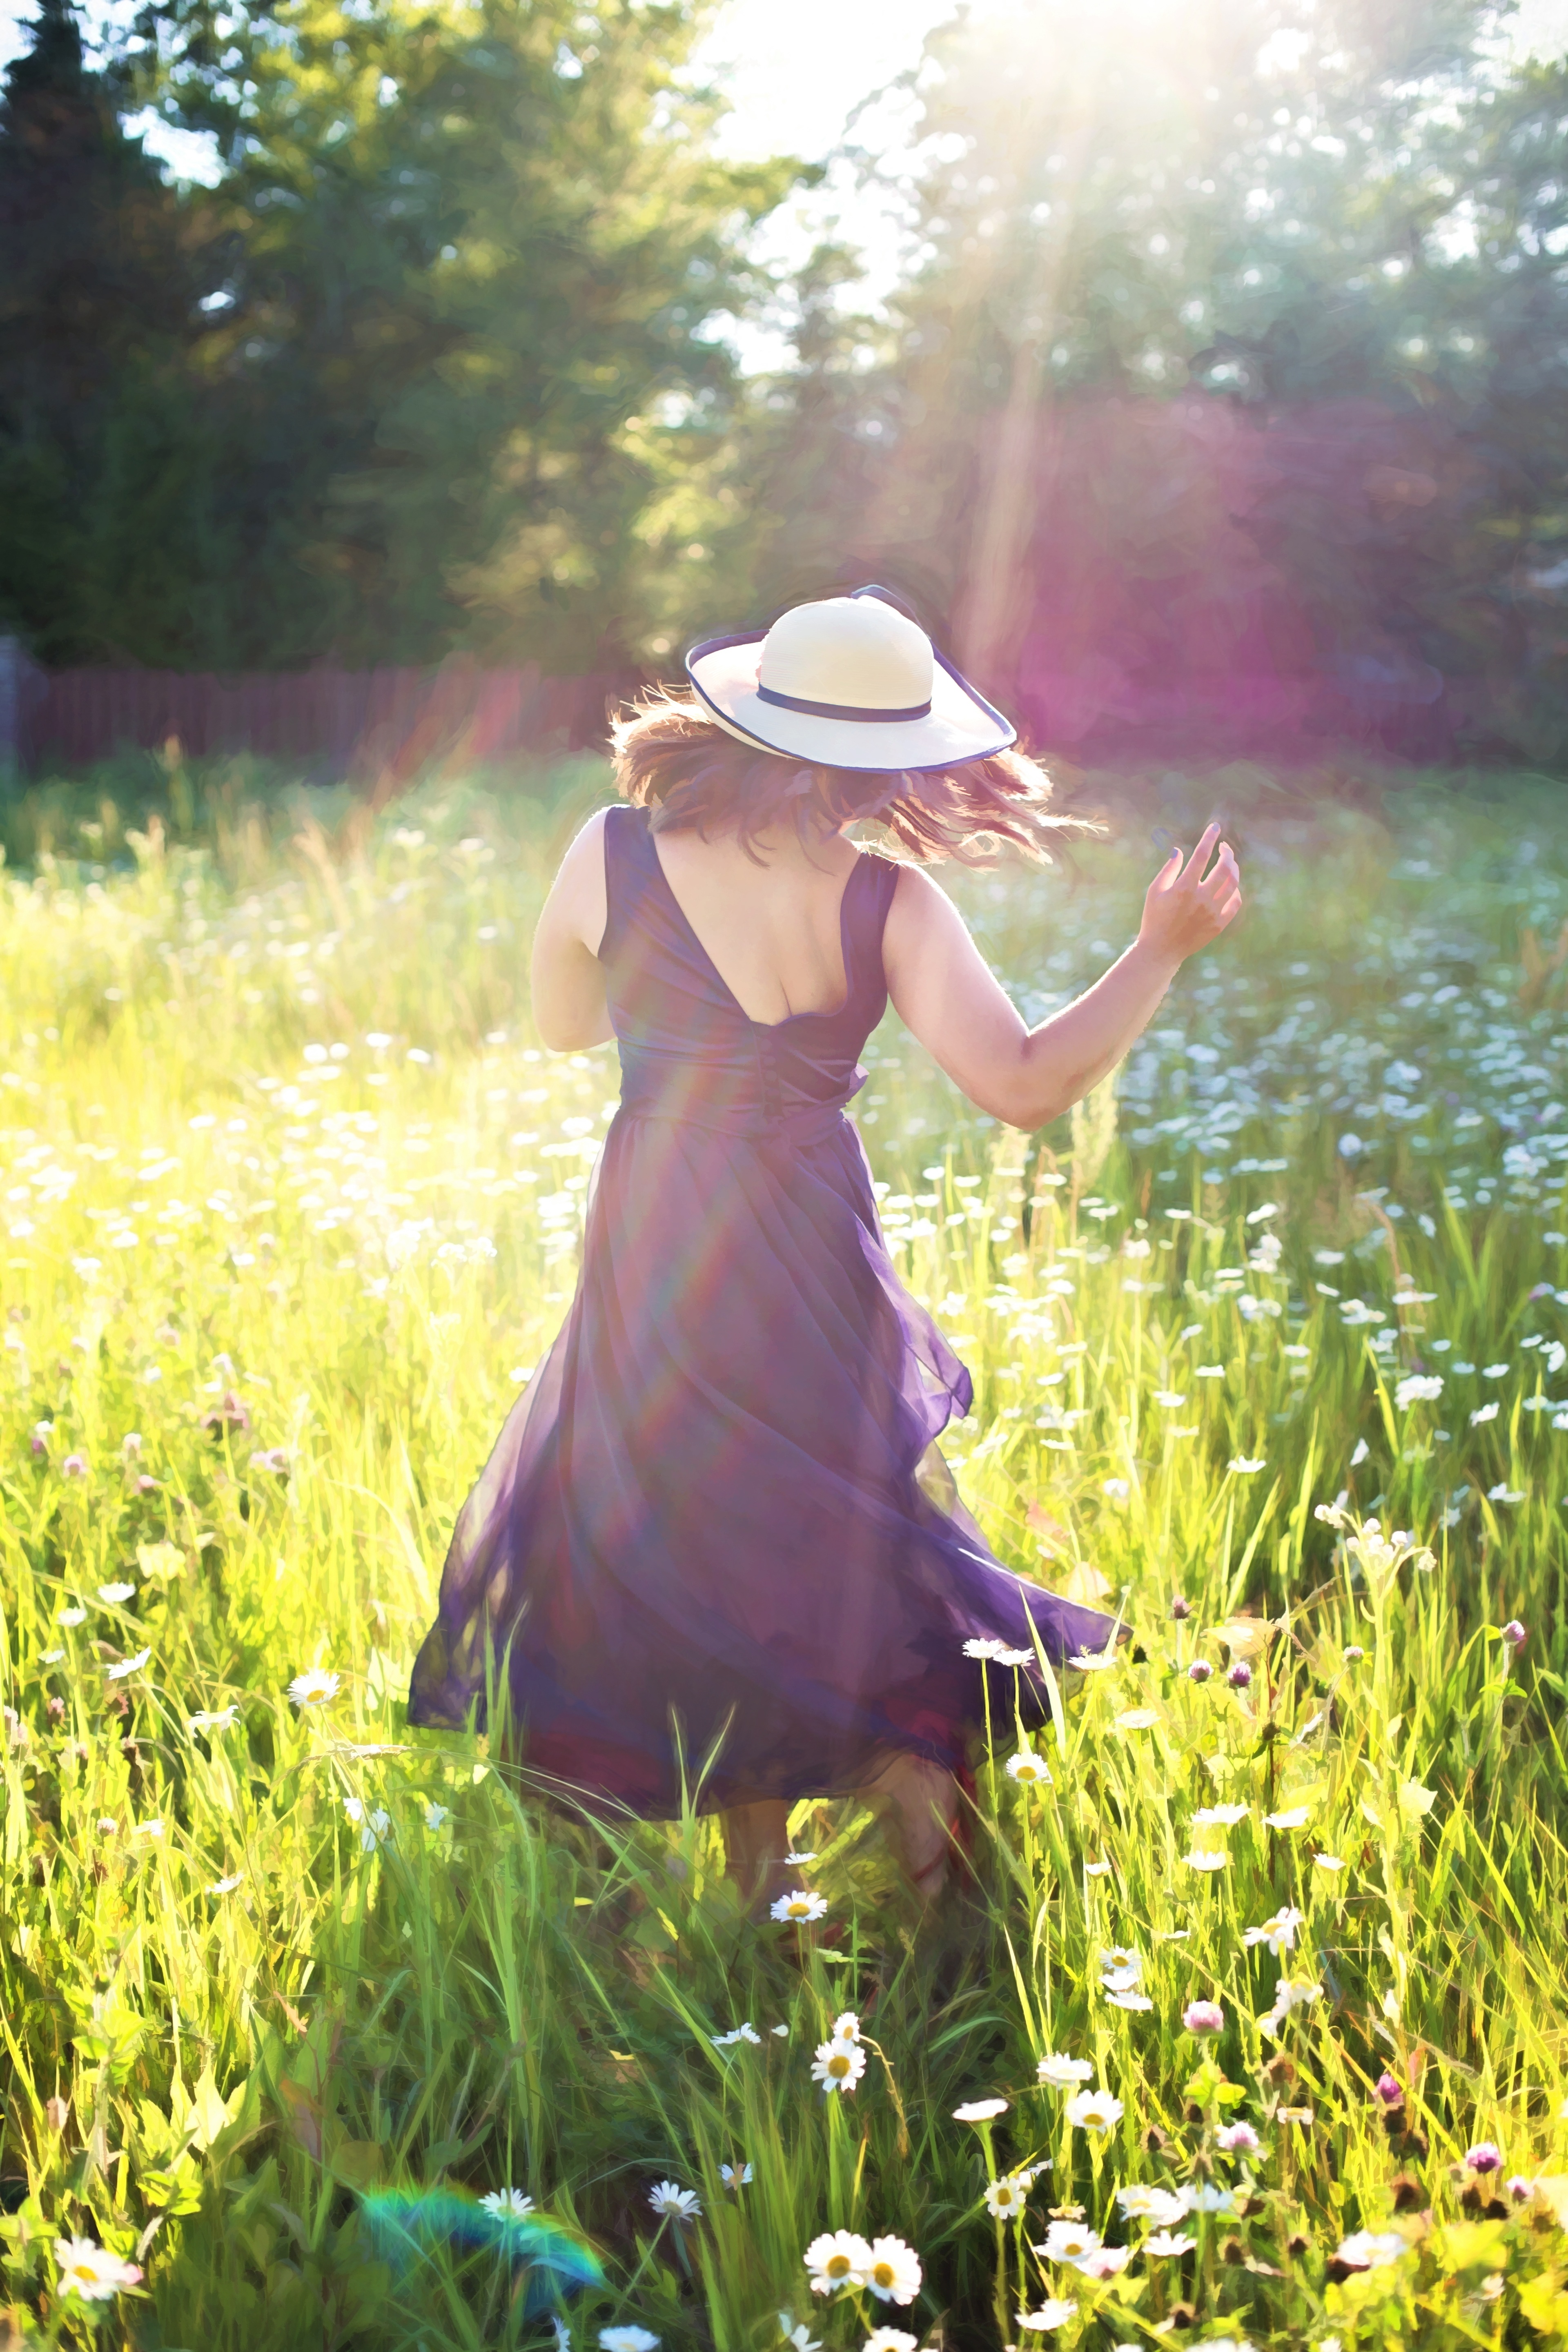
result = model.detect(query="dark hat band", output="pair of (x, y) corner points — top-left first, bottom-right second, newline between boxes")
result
(756, 682), (933, 724)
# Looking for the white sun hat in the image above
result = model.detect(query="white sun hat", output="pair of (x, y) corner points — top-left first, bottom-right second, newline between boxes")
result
(685, 583), (1016, 772)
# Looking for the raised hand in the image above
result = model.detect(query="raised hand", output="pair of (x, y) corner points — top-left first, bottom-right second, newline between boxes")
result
(1137, 821), (1243, 967)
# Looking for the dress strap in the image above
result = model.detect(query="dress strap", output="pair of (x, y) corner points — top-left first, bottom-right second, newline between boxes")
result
(599, 803), (653, 964)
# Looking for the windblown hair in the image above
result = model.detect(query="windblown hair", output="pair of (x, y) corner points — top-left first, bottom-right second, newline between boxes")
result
(609, 689), (1098, 866)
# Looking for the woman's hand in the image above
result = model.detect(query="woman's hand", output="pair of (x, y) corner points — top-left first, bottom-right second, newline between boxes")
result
(1137, 822), (1243, 968)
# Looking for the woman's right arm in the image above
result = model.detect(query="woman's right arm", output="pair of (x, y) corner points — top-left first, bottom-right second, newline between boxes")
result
(881, 822), (1241, 1132)
(530, 809), (615, 1051)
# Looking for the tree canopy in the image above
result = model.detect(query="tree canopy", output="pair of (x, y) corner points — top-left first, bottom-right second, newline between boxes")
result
(1, 0), (1564, 761)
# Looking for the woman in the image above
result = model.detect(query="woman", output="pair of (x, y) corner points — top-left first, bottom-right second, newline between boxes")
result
(406, 585), (1242, 1909)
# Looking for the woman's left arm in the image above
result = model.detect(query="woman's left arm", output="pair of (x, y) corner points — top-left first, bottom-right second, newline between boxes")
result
(530, 810), (614, 1051)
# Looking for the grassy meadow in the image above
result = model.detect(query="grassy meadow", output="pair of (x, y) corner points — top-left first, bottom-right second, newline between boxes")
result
(1, 753), (1567, 2352)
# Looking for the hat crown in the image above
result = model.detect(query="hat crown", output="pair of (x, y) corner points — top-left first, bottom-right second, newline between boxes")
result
(758, 597), (933, 715)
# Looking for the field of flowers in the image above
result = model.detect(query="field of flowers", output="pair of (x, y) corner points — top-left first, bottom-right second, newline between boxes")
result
(0, 753), (1566, 2352)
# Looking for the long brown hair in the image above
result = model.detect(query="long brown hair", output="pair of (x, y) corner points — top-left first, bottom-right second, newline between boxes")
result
(608, 689), (1098, 865)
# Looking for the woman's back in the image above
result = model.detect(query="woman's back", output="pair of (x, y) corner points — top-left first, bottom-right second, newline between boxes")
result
(646, 821), (862, 1028)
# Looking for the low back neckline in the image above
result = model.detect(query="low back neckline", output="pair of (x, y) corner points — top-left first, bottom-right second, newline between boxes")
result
(644, 819), (866, 1033)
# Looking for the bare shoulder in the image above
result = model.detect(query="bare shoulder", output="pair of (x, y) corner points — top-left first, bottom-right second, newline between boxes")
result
(544, 804), (614, 954)
(883, 860), (964, 956)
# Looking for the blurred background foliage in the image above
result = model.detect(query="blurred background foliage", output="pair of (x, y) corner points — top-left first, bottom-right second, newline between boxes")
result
(0, 0), (1566, 762)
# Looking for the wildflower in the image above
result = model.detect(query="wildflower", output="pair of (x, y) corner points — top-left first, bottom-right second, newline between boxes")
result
(1014, 2302), (1077, 2332)
(1501, 1619), (1527, 1649)
(953, 2098), (1010, 2123)
(1114, 1708), (1160, 1731)
(1144, 2231), (1198, 2257)
(1103, 1479), (1130, 1501)
(62, 1453), (89, 1477)
(1228, 1457), (1265, 1474)
(1036, 2219), (1102, 2265)
(1077, 2246), (1131, 2279)
(1181, 2184), (1236, 2214)
(599, 2330), (660, 2352)
(1067, 1650), (1118, 1672)
(862, 2332), (918, 2352)
(1116, 2187), (1189, 2226)
(57, 1606), (86, 1626)
(1183, 1849), (1230, 1872)
(188, 1706), (238, 1732)
(772, 1891), (829, 1923)
(1183, 2001), (1225, 2034)
(964, 1638), (1011, 1660)
(1063, 2087), (1124, 2133)
(105, 1647), (151, 1681)
(1334, 2230), (1408, 2272)
(1105, 1989), (1154, 2012)
(713, 2023), (763, 2047)
(553, 2322), (571, 2352)
(480, 2188), (535, 2216)
(996, 1647), (1036, 1666)
(1465, 2142), (1504, 2175)
(1487, 1482), (1523, 1503)
(1007, 1746), (1052, 1786)
(785, 1850), (818, 1864)
(343, 1797), (390, 1852)
(1154, 1390), (1187, 1409)
(97, 1581), (136, 1604)
(984, 2171), (1036, 2220)
(804, 2230), (873, 2294)
(778, 2320), (821, 2352)
(1083, 1859), (1112, 1876)
(1506, 2174), (1532, 2202)
(1101, 1964), (1143, 1995)
(1216, 2123), (1260, 2153)
(423, 1802), (450, 1831)
(53, 2236), (143, 2301)
(1192, 1804), (1248, 1826)
(1101, 1944), (1141, 1976)
(1170, 1596), (1194, 1622)
(1226, 1662), (1252, 1689)
(832, 2012), (861, 2042)
(1342, 1644), (1365, 1662)
(1372, 2074), (1404, 2109)
(1313, 1852), (1344, 1871)
(721, 2162), (753, 2189)
(287, 1668), (341, 1708)
(1036, 2053), (1094, 2088)
(136, 1540), (184, 1581)
(1470, 1402), (1499, 1425)
(1395, 1374), (1443, 1408)
(207, 1873), (243, 1895)
(1187, 1659), (1214, 1683)
(862, 2237), (922, 2305)
(648, 2182), (701, 2220)
(1243, 1907), (1304, 1957)
(811, 2040), (867, 2096)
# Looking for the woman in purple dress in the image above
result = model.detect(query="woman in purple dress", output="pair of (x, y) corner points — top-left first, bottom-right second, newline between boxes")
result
(407, 587), (1242, 1908)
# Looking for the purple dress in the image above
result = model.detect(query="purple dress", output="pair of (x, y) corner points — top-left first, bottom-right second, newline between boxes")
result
(406, 804), (1115, 1814)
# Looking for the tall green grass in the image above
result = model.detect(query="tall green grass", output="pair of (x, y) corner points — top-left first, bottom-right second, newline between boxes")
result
(0, 758), (1565, 2351)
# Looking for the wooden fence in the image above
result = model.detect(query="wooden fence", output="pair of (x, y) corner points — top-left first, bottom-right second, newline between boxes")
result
(0, 646), (644, 782)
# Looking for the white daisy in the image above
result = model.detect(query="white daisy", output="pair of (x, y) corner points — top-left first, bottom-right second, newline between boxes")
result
(188, 1706), (239, 1732)
(721, 2162), (753, 2189)
(1183, 1849), (1230, 1871)
(771, 1891), (829, 1923)
(96, 1581), (136, 1604)
(832, 2012), (861, 2042)
(1145, 2230), (1198, 2257)
(1036, 2053), (1094, 2089)
(105, 1648), (151, 1681)
(53, 2236), (143, 2301)
(480, 2188), (535, 2216)
(1263, 1805), (1312, 1829)
(804, 2230), (873, 2294)
(648, 2181), (700, 2220)
(1035, 2220), (1101, 2265)
(811, 2040), (867, 2096)
(1192, 1803), (1249, 1827)
(423, 1802), (451, 1831)
(287, 1667), (341, 1708)
(777, 2320), (821, 2352)
(599, 2330), (660, 2352)
(862, 2332), (918, 2352)
(1243, 1906), (1304, 1957)
(862, 2236), (922, 2304)
(1063, 2088), (1124, 2133)
(713, 2023), (764, 2047)
(785, 1851), (818, 1864)
(953, 2098), (1010, 2123)
(1015, 2300), (1077, 2331)
(1007, 1747), (1052, 1786)
(983, 2171), (1036, 2219)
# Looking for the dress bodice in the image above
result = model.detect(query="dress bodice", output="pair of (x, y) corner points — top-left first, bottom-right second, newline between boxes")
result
(600, 803), (900, 1146)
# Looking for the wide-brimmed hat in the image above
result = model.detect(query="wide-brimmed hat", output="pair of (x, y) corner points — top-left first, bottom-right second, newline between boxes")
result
(685, 583), (1016, 772)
